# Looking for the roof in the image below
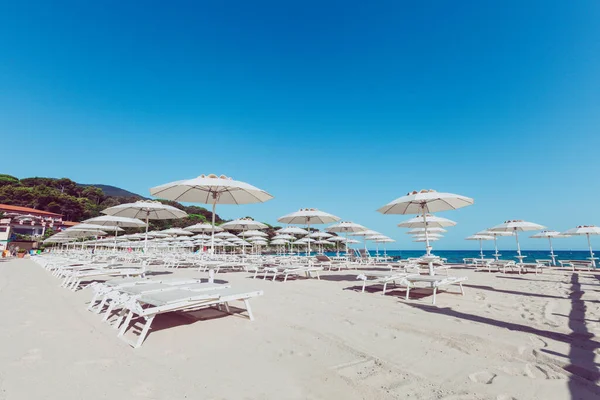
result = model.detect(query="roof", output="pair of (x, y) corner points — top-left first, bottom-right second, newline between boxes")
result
(61, 221), (79, 227)
(0, 204), (63, 217)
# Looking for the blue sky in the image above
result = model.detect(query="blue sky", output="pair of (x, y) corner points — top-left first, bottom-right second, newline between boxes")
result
(1, 1), (599, 250)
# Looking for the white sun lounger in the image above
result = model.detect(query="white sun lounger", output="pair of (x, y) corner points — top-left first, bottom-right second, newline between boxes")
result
(94, 281), (229, 323)
(356, 271), (418, 295)
(404, 276), (468, 305)
(88, 277), (204, 313)
(117, 288), (263, 348)
(62, 268), (146, 291)
(260, 265), (323, 282)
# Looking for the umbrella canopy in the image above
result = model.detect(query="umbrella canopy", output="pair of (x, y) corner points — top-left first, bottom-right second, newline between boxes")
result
(161, 228), (194, 236)
(101, 200), (187, 249)
(327, 236), (346, 242)
(351, 229), (381, 237)
(309, 231), (333, 238)
(239, 230), (268, 237)
(531, 230), (570, 265)
(69, 223), (122, 232)
(398, 214), (457, 228)
(345, 238), (360, 244)
(214, 232), (236, 238)
(83, 215), (147, 248)
(314, 240), (333, 245)
(377, 189), (474, 215)
(184, 223), (223, 233)
(220, 218), (268, 230)
(414, 237), (439, 242)
(326, 221), (367, 234)
(272, 234), (295, 240)
(191, 233), (211, 239)
(413, 233), (443, 238)
(489, 220), (546, 261)
(150, 174), (273, 252)
(277, 226), (310, 235)
(562, 226), (600, 267)
(406, 227), (447, 234)
(84, 215), (146, 228)
(278, 208), (340, 225)
(278, 209), (340, 254)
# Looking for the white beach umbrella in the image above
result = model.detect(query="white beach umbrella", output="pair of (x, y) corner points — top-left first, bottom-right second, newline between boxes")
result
(377, 189), (474, 215)
(309, 231), (332, 239)
(477, 230), (514, 260)
(327, 221), (367, 255)
(101, 200), (188, 250)
(489, 220), (546, 262)
(414, 237), (439, 242)
(406, 227), (447, 234)
(160, 227), (194, 236)
(278, 208), (340, 254)
(413, 233), (443, 239)
(530, 230), (570, 266)
(378, 189), (473, 274)
(184, 223), (224, 233)
(220, 218), (268, 231)
(326, 221), (367, 234)
(398, 214), (457, 229)
(277, 226), (310, 235)
(83, 215), (147, 248)
(562, 226), (600, 267)
(150, 174), (273, 252)
(272, 234), (295, 240)
(214, 231), (236, 238)
(69, 223), (122, 233)
(239, 230), (269, 237)
(466, 234), (495, 259)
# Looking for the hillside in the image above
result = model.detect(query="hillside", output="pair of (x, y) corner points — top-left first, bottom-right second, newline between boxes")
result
(0, 174), (223, 230)
(79, 184), (145, 198)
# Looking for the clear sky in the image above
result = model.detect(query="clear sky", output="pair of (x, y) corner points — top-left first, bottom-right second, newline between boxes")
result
(1, 1), (599, 250)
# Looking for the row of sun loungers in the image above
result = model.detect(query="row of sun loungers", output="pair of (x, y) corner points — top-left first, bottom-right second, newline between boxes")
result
(32, 255), (264, 348)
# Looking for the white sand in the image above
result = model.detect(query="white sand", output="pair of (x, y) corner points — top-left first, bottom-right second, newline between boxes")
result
(0, 258), (598, 400)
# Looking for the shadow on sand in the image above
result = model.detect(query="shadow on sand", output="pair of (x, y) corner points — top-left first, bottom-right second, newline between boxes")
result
(406, 272), (600, 398)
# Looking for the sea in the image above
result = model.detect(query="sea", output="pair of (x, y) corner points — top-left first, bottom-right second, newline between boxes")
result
(320, 250), (596, 265)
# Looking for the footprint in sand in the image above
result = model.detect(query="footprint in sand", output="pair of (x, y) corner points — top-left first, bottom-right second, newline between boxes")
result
(468, 371), (497, 384)
(496, 395), (517, 400)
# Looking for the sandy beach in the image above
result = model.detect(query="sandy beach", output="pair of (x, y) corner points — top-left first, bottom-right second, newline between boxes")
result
(0, 258), (598, 400)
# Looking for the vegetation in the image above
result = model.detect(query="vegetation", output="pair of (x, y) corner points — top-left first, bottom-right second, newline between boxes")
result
(0, 175), (224, 232)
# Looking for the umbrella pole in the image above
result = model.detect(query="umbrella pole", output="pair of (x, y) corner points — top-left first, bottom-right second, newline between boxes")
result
(422, 209), (435, 276)
(144, 212), (149, 252)
(307, 221), (311, 256)
(549, 237), (556, 266)
(494, 236), (500, 260)
(211, 197), (216, 254)
(515, 230), (522, 261)
(114, 226), (118, 251)
(587, 233), (596, 267)
(479, 239), (484, 259)
(422, 211), (431, 256)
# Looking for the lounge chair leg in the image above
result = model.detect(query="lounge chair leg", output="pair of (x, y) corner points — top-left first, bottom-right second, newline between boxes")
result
(135, 316), (155, 349)
(432, 287), (437, 305)
(223, 302), (231, 313)
(459, 283), (465, 296)
(103, 302), (116, 322)
(405, 286), (410, 301)
(316, 271), (320, 280)
(244, 299), (255, 321)
(118, 311), (135, 337)
(284, 274), (288, 282)
(382, 282), (388, 296)
(88, 292), (100, 311)
(95, 296), (109, 314)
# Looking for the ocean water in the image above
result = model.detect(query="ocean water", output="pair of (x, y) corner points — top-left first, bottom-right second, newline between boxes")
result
(321, 250), (596, 265)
